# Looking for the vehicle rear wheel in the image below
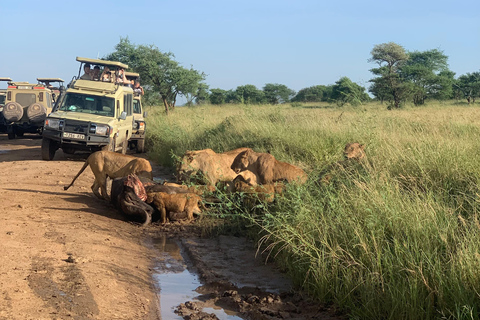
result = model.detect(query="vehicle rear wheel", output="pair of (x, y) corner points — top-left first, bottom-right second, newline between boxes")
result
(136, 139), (145, 153)
(41, 138), (57, 160)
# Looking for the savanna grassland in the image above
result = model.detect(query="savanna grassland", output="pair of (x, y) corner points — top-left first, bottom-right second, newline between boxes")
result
(146, 101), (480, 320)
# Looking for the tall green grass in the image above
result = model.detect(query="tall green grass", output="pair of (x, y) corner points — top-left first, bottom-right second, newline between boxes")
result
(146, 101), (480, 319)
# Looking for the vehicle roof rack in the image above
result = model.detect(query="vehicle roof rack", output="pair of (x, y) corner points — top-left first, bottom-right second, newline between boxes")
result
(0, 77), (13, 82)
(37, 78), (65, 83)
(76, 57), (128, 69)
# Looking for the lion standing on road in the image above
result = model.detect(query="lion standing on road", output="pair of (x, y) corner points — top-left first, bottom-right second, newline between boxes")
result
(64, 151), (153, 200)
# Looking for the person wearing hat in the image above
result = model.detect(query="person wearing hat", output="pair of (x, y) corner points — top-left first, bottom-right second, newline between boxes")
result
(80, 63), (92, 80)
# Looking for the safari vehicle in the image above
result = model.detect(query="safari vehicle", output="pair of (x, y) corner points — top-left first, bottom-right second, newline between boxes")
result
(0, 77), (12, 133)
(2, 78), (63, 139)
(125, 71), (147, 153)
(42, 57), (136, 160)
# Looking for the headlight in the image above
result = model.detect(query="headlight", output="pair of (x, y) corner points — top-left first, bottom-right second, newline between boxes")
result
(93, 124), (111, 136)
(45, 118), (60, 130)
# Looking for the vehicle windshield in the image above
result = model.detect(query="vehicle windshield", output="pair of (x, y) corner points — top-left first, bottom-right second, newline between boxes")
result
(59, 93), (114, 117)
(133, 99), (141, 114)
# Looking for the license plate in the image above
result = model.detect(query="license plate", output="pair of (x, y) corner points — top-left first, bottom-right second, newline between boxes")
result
(63, 132), (85, 140)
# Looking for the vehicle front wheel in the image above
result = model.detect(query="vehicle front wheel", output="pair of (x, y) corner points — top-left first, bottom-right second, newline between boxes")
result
(136, 139), (145, 153)
(41, 138), (57, 160)
(102, 137), (116, 152)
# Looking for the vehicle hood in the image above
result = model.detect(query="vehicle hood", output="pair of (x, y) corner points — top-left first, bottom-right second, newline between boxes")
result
(48, 111), (116, 124)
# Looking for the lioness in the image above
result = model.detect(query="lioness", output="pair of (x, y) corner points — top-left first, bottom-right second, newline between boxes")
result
(177, 147), (249, 186)
(146, 192), (203, 224)
(344, 142), (366, 160)
(230, 148), (307, 184)
(64, 151), (153, 200)
(318, 142), (369, 185)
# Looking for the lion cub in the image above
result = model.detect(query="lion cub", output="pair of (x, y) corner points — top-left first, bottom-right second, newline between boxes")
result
(230, 148), (307, 185)
(146, 192), (203, 224)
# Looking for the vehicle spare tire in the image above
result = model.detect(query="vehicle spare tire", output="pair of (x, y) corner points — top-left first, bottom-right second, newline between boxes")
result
(26, 103), (47, 122)
(2, 102), (23, 122)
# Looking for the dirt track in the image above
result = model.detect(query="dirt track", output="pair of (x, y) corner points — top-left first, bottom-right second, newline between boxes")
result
(0, 134), (341, 320)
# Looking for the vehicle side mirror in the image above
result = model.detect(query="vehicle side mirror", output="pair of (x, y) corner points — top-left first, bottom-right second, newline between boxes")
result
(119, 111), (127, 120)
(143, 111), (148, 118)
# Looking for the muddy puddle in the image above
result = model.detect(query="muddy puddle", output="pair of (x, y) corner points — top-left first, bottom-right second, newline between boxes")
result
(152, 235), (243, 320)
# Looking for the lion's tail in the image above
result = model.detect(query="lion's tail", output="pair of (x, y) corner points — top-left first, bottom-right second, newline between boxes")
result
(64, 160), (90, 191)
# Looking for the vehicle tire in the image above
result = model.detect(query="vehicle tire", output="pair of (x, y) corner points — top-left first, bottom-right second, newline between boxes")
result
(136, 139), (145, 153)
(7, 132), (15, 140)
(26, 103), (47, 122)
(3, 102), (23, 122)
(121, 138), (128, 155)
(102, 137), (116, 152)
(41, 137), (57, 160)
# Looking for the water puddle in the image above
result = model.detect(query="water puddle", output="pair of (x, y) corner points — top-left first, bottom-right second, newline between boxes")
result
(152, 235), (243, 320)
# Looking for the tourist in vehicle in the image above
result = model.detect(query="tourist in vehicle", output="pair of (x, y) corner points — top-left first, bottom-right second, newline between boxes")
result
(133, 81), (144, 96)
(116, 68), (129, 85)
(80, 64), (92, 80)
(92, 66), (101, 81)
(100, 67), (112, 82)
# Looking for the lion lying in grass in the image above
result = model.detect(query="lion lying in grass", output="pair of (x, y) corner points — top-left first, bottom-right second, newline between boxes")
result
(230, 148), (307, 185)
(64, 151), (153, 200)
(318, 142), (369, 185)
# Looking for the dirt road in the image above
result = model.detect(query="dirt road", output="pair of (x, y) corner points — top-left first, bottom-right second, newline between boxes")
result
(0, 135), (341, 320)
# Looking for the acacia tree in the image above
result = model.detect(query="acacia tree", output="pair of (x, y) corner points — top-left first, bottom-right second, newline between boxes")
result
(331, 77), (369, 106)
(369, 42), (409, 109)
(235, 85), (265, 104)
(262, 83), (295, 104)
(400, 49), (452, 105)
(454, 72), (480, 104)
(105, 37), (206, 114)
(291, 85), (333, 102)
(209, 89), (227, 104)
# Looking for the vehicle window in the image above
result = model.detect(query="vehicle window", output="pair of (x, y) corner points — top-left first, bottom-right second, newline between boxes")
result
(59, 93), (114, 117)
(133, 99), (141, 114)
(0, 95), (5, 105)
(123, 94), (133, 116)
(46, 92), (52, 109)
(15, 93), (36, 107)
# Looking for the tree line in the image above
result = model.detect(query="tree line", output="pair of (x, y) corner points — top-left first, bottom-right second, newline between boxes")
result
(106, 38), (480, 111)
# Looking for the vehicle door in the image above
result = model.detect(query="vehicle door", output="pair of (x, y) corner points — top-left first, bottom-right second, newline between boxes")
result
(116, 92), (134, 145)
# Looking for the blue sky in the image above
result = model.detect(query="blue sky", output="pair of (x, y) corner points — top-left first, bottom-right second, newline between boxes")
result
(1, 0), (479, 94)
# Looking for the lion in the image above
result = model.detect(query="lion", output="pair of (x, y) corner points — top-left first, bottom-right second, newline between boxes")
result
(146, 192), (203, 224)
(64, 151), (153, 200)
(162, 182), (216, 195)
(343, 142), (366, 160)
(176, 147), (249, 186)
(318, 142), (369, 185)
(233, 174), (285, 203)
(230, 148), (307, 185)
